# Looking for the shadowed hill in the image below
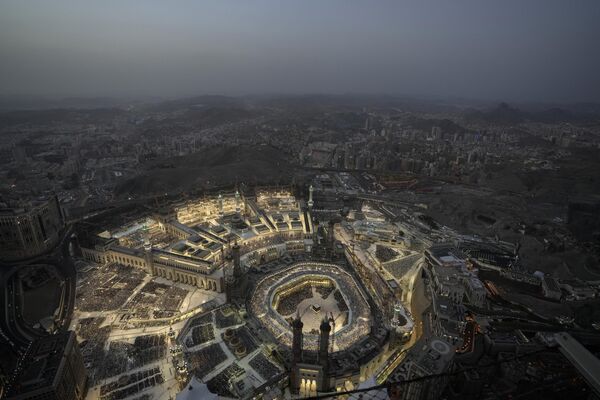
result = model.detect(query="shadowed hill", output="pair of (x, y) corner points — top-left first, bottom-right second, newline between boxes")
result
(115, 145), (297, 197)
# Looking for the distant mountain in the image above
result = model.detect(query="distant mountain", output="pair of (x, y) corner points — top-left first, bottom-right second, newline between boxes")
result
(180, 106), (260, 126)
(247, 93), (466, 113)
(463, 102), (527, 125)
(0, 96), (135, 111)
(463, 102), (600, 125)
(0, 107), (128, 127)
(146, 95), (243, 112)
(533, 107), (576, 124)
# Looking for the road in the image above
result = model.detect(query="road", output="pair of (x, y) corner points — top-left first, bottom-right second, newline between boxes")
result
(408, 266), (430, 343)
(375, 269), (431, 383)
(0, 227), (77, 354)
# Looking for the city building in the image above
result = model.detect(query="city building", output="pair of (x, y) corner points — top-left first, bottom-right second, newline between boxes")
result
(4, 331), (87, 400)
(289, 316), (333, 395)
(542, 276), (562, 300)
(388, 338), (454, 400)
(80, 237), (224, 292)
(0, 196), (65, 261)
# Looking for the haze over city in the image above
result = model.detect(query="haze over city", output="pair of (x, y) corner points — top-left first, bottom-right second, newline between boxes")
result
(1, 0), (600, 101)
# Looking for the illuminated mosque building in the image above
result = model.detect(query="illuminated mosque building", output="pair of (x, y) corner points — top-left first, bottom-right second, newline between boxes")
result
(289, 314), (333, 395)
(79, 188), (315, 294)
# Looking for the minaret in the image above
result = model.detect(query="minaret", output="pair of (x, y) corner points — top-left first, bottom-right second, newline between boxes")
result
(391, 302), (403, 331)
(290, 314), (304, 394)
(318, 318), (331, 364)
(318, 318), (331, 392)
(232, 241), (241, 279)
(234, 189), (241, 214)
(308, 185), (314, 209)
(218, 193), (224, 217)
(143, 235), (154, 275)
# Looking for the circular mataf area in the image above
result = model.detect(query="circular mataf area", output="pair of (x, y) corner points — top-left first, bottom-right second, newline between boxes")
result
(250, 262), (372, 352)
(272, 274), (349, 333)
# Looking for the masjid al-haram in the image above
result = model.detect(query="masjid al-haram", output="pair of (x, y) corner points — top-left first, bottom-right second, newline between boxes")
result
(58, 187), (413, 399)
(4, 186), (423, 400)
(4, 182), (594, 400)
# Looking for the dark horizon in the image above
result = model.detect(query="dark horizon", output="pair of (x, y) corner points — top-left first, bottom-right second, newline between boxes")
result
(2, 92), (600, 113)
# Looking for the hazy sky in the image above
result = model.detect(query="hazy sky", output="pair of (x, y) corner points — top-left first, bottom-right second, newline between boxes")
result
(1, 1), (599, 102)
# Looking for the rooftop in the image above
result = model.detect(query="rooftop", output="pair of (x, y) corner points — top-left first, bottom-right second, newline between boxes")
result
(6, 331), (75, 397)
